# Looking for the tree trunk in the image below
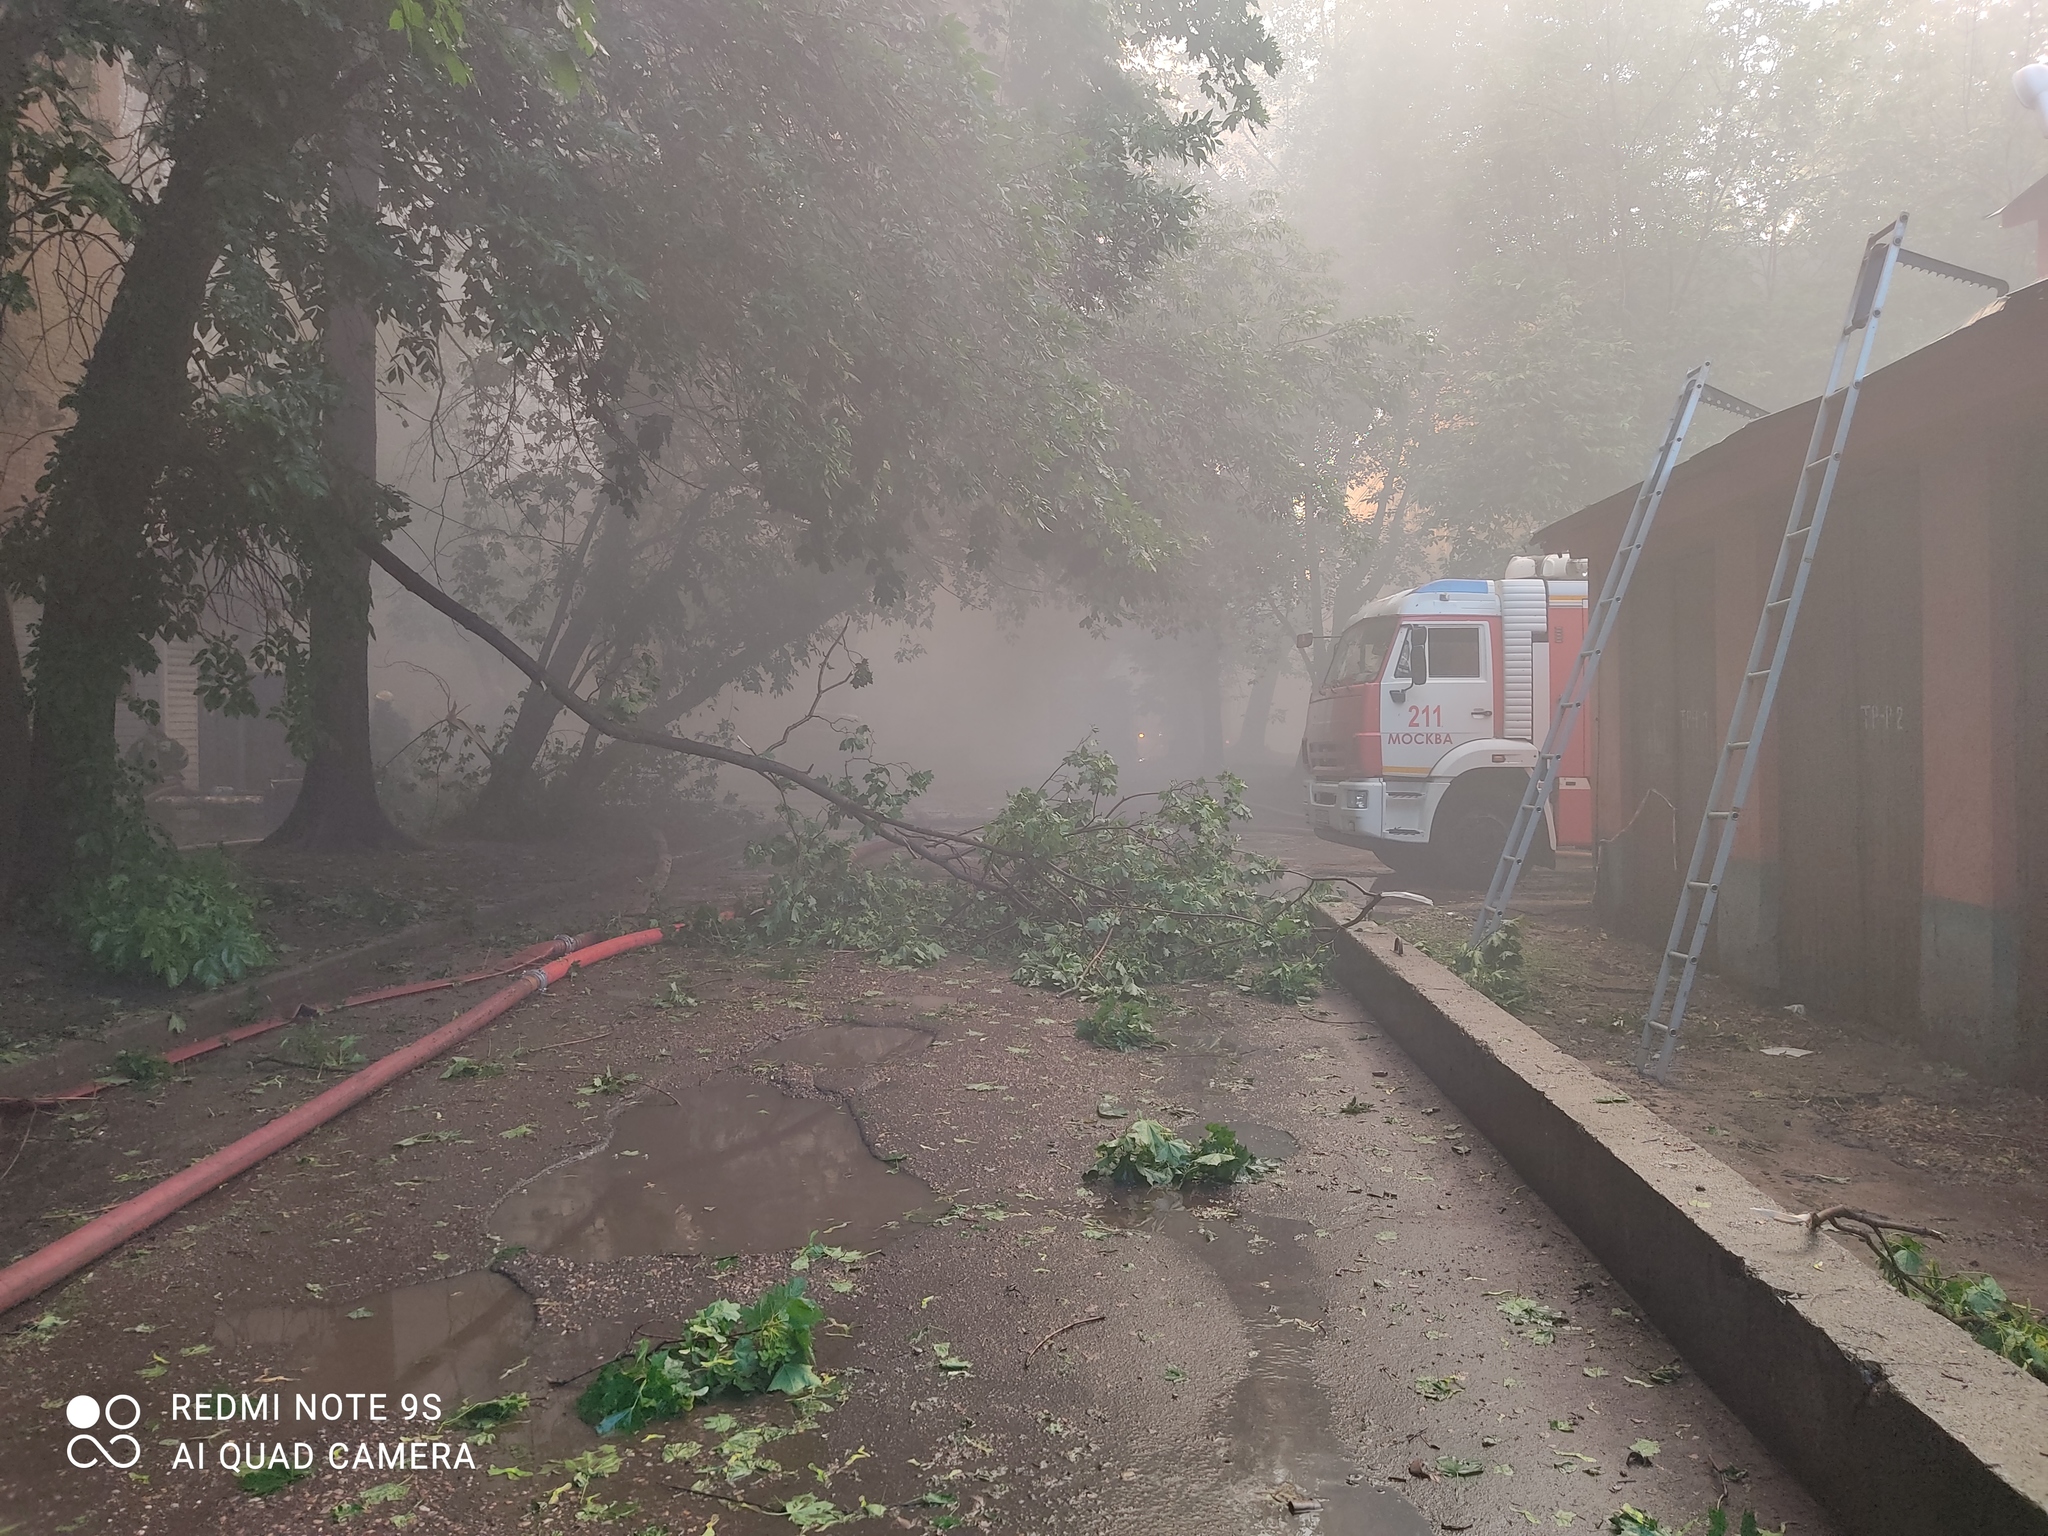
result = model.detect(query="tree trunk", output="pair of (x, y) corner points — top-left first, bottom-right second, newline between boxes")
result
(1196, 630), (1225, 775)
(0, 58), (29, 899)
(1232, 655), (1281, 764)
(464, 502), (629, 830)
(266, 544), (414, 849)
(266, 147), (412, 851)
(0, 591), (28, 900)
(15, 129), (230, 893)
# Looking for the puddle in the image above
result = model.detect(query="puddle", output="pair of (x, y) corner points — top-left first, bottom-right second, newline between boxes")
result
(490, 1085), (933, 1261)
(214, 1272), (618, 1460)
(838, 996), (955, 1025)
(1112, 1191), (1432, 1536)
(1219, 1121), (1300, 1162)
(776, 1023), (929, 1090)
(216, 1271), (536, 1406)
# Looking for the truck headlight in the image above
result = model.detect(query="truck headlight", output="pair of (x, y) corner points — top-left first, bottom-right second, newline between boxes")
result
(1344, 787), (1371, 810)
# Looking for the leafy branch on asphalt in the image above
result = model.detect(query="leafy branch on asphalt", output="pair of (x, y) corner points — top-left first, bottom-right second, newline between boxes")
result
(743, 739), (1332, 1005)
(576, 1275), (827, 1436)
(1076, 996), (1162, 1050)
(1085, 1118), (1271, 1188)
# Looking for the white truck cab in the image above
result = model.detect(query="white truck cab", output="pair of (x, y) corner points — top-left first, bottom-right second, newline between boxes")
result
(1301, 557), (1594, 881)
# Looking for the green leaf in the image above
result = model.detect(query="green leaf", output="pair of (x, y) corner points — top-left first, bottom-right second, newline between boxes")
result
(1498, 1295), (1567, 1344)
(393, 1130), (466, 1148)
(236, 1462), (310, 1496)
(783, 1493), (858, 1530)
(769, 1360), (822, 1394)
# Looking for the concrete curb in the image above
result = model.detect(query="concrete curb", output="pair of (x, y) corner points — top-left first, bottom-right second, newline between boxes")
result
(1315, 902), (2048, 1535)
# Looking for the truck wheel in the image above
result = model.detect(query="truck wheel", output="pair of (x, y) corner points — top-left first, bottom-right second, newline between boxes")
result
(1438, 803), (1514, 888)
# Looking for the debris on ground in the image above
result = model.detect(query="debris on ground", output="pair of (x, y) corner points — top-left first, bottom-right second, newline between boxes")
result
(1084, 1118), (1271, 1187)
(576, 1270), (828, 1434)
(1076, 995), (1163, 1050)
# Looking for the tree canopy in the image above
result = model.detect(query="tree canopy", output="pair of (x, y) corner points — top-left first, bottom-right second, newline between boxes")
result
(2, 0), (1394, 930)
(1251, 0), (2047, 574)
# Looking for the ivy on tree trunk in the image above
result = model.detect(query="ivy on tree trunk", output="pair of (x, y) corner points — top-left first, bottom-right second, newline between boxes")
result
(14, 127), (229, 894)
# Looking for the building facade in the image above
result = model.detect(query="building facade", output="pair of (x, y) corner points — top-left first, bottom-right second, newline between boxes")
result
(1537, 279), (2048, 1081)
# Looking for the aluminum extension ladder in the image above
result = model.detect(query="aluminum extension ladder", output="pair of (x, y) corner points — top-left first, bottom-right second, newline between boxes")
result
(1639, 214), (2009, 1079)
(1472, 366), (1765, 948)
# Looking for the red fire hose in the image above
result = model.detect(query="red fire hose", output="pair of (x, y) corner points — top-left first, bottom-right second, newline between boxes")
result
(0, 925), (668, 1319)
(1, 932), (601, 1114)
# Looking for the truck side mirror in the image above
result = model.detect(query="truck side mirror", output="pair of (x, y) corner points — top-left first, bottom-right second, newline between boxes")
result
(1396, 630), (1427, 688)
(1294, 633), (1315, 650)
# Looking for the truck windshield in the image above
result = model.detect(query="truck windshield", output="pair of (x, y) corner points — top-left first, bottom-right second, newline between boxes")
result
(1324, 618), (1400, 687)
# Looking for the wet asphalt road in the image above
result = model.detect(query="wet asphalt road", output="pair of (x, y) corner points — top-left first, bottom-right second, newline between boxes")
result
(0, 934), (1836, 1535)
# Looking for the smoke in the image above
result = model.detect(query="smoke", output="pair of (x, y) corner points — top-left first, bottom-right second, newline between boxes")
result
(678, 596), (1314, 818)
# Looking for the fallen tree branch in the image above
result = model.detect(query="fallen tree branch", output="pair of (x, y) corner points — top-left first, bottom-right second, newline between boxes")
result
(365, 541), (1360, 998)
(1806, 1205), (1948, 1241)
(1025, 1313), (1105, 1358)
(517, 1032), (613, 1053)
(1806, 1206), (1951, 1309)
(366, 540), (1007, 893)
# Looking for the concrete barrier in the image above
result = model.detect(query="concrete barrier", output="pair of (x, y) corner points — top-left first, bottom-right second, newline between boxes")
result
(1316, 903), (2048, 1534)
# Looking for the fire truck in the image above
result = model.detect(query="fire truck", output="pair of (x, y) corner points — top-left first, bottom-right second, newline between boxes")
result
(1300, 554), (1594, 882)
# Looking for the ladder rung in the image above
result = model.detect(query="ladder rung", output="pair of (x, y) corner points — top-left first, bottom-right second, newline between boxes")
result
(1644, 247), (1892, 1072)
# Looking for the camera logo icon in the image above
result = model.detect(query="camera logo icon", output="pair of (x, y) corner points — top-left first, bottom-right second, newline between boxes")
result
(64, 1394), (142, 1469)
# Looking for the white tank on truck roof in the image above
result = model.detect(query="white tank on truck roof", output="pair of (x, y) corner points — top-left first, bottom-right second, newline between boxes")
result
(1505, 552), (1584, 579)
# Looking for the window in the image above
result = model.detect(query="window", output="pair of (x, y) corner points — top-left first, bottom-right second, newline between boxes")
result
(1394, 624), (1485, 684)
(1323, 617), (1400, 687)
(1425, 625), (1484, 679)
